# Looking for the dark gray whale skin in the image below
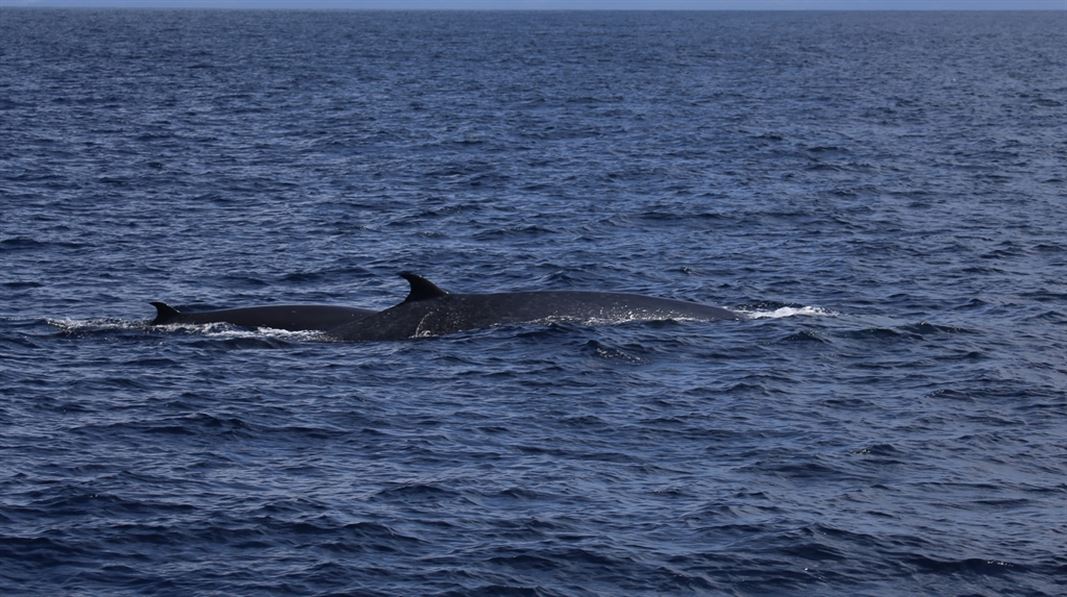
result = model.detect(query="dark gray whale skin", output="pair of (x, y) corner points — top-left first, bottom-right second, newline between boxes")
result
(326, 272), (741, 341)
(149, 302), (374, 332)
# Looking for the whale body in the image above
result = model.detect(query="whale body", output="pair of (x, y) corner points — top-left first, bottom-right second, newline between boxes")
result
(326, 272), (740, 342)
(149, 302), (374, 332)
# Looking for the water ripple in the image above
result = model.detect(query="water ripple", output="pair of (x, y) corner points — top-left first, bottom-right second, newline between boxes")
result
(1, 9), (1064, 597)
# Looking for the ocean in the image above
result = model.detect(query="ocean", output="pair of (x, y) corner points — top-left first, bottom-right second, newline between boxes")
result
(1, 8), (1065, 595)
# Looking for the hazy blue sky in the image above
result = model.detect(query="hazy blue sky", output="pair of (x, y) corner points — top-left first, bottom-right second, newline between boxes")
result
(2, 0), (1065, 8)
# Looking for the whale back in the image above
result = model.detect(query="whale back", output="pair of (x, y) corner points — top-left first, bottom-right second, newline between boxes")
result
(149, 303), (375, 332)
(327, 273), (740, 341)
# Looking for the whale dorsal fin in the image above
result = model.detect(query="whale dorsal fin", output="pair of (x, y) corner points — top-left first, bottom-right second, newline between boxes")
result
(150, 301), (181, 324)
(399, 272), (448, 303)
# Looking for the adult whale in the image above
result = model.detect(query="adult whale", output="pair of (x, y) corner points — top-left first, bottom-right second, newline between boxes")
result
(326, 272), (741, 342)
(149, 302), (374, 332)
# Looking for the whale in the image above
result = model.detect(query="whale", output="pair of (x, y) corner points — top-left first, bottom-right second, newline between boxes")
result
(326, 272), (741, 341)
(149, 302), (374, 332)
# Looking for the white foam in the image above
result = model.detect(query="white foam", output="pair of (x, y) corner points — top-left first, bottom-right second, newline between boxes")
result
(739, 306), (836, 319)
(47, 318), (325, 341)
(47, 317), (139, 331)
(157, 322), (326, 342)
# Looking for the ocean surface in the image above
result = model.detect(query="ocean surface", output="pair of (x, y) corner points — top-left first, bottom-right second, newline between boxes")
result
(2, 8), (1066, 595)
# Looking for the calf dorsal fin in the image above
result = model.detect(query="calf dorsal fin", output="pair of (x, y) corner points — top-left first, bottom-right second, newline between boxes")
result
(399, 272), (448, 303)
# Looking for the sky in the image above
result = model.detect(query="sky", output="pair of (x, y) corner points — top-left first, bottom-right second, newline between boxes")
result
(1, 0), (1065, 8)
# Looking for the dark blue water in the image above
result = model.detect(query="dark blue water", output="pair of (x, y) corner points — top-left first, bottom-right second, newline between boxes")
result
(2, 8), (1066, 595)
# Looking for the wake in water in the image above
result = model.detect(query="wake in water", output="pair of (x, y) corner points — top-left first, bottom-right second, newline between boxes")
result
(46, 318), (327, 342)
(736, 305), (837, 319)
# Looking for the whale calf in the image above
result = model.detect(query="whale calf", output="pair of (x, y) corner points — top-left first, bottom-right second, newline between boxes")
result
(326, 272), (741, 341)
(149, 302), (374, 332)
